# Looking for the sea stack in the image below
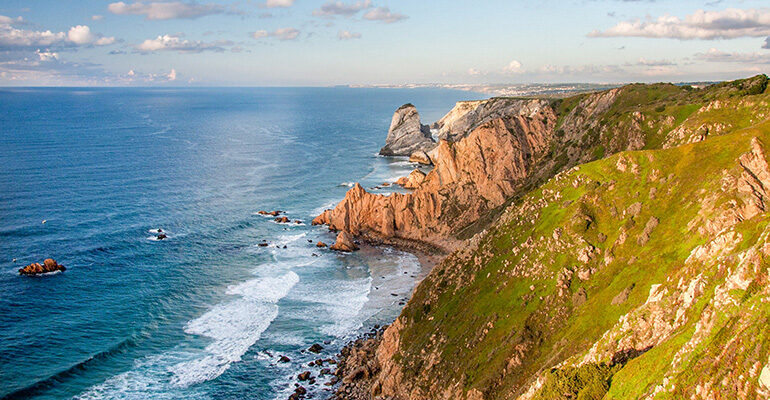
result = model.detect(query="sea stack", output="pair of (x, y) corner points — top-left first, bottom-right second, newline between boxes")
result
(379, 104), (435, 156)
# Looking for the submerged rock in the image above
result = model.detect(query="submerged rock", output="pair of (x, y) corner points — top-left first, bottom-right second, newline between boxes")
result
(258, 210), (283, 216)
(330, 231), (359, 252)
(379, 104), (435, 156)
(19, 259), (66, 275)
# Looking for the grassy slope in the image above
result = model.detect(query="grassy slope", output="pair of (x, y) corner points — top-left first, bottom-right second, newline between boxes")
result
(389, 76), (770, 399)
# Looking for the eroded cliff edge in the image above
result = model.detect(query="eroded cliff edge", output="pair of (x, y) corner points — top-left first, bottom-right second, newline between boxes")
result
(324, 75), (770, 400)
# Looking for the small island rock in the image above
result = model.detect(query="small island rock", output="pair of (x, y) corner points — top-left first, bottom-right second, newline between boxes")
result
(19, 259), (66, 275)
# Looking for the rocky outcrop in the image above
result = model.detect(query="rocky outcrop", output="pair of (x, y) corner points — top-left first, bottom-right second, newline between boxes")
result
(379, 104), (435, 156)
(432, 98), (551, 142)
(258, 210), (283, 216)
(395, 169), (426, 189)
(317, 99), (557, 250)
(409, 150), (432, 165)
(19, 259), (66, 275)
(330, 231), (359, 252)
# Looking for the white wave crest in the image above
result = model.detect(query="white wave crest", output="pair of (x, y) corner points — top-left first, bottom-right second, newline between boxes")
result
(168, 271), (299, 387)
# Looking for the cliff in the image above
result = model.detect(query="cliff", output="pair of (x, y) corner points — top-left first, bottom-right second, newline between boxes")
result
(379, 104), (435, 156)
(318, 76), (770, 253)
(326, 75), (770, 400)
(315, 98), (557, 252)
(432, 98), (551, 142)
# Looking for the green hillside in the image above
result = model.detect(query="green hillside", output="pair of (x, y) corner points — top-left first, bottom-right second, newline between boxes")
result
(383, 76), (770, 399)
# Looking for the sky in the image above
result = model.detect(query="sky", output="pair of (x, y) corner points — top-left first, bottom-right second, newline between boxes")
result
(0, 0), (769, 86)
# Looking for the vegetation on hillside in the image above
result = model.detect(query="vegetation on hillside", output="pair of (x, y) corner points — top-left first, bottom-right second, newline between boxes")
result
(383, 75), (770, 399)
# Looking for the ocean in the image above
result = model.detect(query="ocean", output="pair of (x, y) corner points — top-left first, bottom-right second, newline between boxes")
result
(0, 87), (483, 400)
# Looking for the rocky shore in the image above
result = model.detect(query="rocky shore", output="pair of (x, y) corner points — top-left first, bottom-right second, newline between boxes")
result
(329, 326), (387, 400)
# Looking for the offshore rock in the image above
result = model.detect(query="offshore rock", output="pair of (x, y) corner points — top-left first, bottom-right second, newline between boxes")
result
(19, 259), (66, 275)
(379, 104), (435, 156)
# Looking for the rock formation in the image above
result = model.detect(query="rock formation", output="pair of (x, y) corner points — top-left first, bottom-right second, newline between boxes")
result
(432, 98), (551, 142)
(330, 231), (359, 252)
(408, 150), (432, 165)
(19, 259), (66, 275)
(394, 169), (426, 189)
(316, 98), (557, 251)
(379, 104), (435, 156)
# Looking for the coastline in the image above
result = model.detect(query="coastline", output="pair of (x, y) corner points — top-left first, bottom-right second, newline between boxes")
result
(320, 240), (443, 400)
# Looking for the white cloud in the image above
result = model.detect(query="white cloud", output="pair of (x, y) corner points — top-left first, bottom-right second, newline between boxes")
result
(108, 1), (223, 20)
(251, 27), (300, 41)
(337, 30), (361, 40)
(694, 48), (770, 63)
(263, 0), (295, 8)
(36, 49), (59, 61)
(503, 60), (523, 74)
(589, 8), (770, 40)
(467, 68), (481, 76)
(118, 68), (180, 84)
(362, 7), (407, 23)
(0, 17), (114, 48)
(68, 25), (96, 45)
(313, 1), (372, 17)
(0, 15), (65, 48)
(136, 34), (232, 52)
(95, 36), (117, 45)
(92, 15), (104, 21)
(633, 58), (676, 67)
(763, 36), (770, 49)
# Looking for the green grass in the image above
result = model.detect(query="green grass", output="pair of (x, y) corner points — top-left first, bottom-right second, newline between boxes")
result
(386, 76), (770, 400)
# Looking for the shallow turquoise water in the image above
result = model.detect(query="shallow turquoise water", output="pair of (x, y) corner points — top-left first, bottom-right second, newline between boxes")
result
(0, 87), (482, 400)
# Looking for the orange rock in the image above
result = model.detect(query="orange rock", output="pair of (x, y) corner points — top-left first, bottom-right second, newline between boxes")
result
(312, 211), (330, 226)
(313, 102), (556, 249)
(316, 241), (327, 248)
(330, 231), (359, 252)
(19, 259), (66, 275)
(395, 169), (426, 189)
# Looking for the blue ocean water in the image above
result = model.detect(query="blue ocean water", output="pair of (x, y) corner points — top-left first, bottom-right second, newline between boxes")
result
(0, 87), (482, 400)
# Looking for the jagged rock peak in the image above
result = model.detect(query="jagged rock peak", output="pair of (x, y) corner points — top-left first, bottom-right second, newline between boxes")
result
(432, 97), (550, 142)
(379, 104), (435, 156)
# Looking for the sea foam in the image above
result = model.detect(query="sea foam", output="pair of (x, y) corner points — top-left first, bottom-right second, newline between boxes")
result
(169, 271), (299, 387)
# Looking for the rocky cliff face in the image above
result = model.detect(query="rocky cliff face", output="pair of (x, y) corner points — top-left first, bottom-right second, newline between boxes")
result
(432, 98), (550, 142)
(316, 98), (557, 251)
(379, 104), (435, 156)
(369, 123), (770, 400)
(325, 75), (770, 400)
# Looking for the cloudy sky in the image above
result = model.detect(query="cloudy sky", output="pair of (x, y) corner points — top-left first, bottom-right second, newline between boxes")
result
(0, 0), (769, 86)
